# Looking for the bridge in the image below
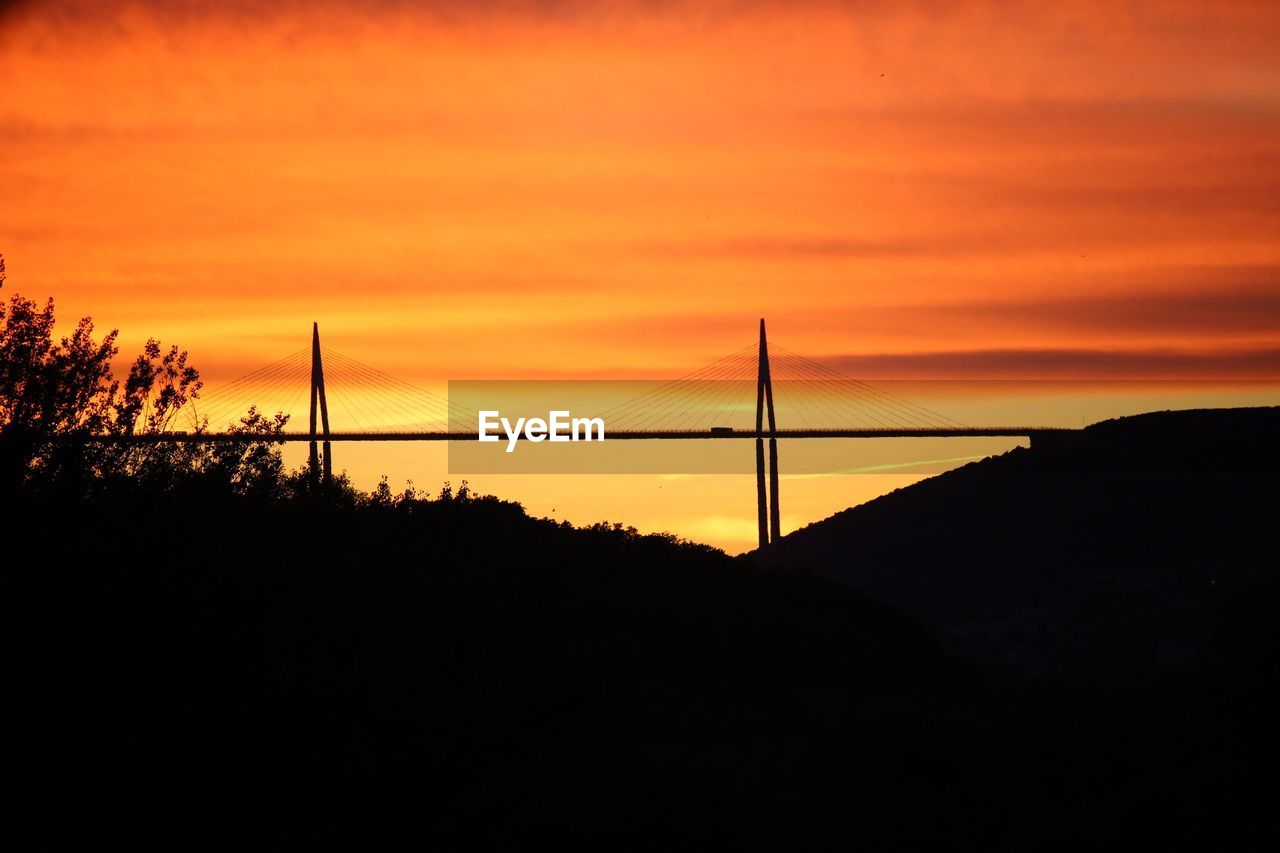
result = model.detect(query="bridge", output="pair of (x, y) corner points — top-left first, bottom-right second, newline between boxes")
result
(132, 320), (1072, 549)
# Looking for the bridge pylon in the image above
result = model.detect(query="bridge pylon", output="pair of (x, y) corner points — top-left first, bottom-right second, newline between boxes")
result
(309, 322), (333, 486)
(756, 318), (781, 548)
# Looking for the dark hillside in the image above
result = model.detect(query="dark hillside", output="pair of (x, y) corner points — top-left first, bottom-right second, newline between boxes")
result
(8, 411), (1279, 846)
(763, 407), (1280, 677)
(3, 290), (992, 845)
(10, 484), (953, 845)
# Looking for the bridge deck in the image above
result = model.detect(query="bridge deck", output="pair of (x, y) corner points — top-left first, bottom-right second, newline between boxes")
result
(81, 427), (1074, 443)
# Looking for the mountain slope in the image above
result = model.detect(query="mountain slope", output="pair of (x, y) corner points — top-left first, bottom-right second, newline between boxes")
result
(10, 484), (950, 844)
(762, 407), (1280, 676)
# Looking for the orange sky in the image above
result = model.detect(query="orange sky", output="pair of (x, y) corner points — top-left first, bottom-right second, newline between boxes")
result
(3, 0), (1279, 550)
(3, 0), (1278, 384)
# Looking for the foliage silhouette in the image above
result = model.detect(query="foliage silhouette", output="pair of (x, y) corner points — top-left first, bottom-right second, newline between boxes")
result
(0, 287), (302, 500)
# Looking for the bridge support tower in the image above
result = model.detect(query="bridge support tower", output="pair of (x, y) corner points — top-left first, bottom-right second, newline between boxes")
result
(756, 319), (781, 549)
(310, 322), (333, 487)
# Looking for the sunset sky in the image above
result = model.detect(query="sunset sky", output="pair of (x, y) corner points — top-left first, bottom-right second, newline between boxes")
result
(3, 0), (1279, 549)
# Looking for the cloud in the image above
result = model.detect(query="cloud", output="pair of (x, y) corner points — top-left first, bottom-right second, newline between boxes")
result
(817, 346), (1280, 379)
(645, 236), (965, 260)
(915, 272), (1280, 337)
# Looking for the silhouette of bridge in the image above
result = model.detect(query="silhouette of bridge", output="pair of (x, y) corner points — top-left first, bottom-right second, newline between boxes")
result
(129, 320), (1072, 548)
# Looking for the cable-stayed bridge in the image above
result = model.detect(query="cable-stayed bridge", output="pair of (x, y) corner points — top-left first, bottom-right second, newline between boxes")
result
(116, 320), (1071, 548)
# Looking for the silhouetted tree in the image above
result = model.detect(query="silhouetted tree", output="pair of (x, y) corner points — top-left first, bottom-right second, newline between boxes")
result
(0, 282), (295, 495)
(1, 292), (118, 485)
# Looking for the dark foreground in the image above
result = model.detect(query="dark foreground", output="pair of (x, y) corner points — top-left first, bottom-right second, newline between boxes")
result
(10, 409), (1280, 846)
